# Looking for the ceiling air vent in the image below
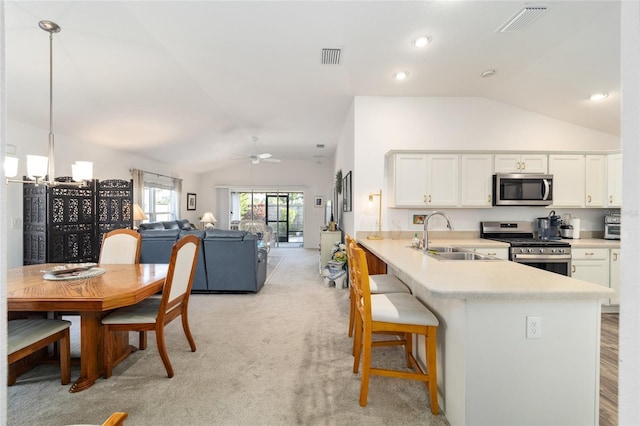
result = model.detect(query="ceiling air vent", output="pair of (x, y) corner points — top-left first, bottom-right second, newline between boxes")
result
(321, 48), (341, 65)
(497, 6), (547, 32)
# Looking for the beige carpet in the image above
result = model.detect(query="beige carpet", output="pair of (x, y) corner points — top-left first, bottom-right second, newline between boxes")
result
(8, 248), (449, 426)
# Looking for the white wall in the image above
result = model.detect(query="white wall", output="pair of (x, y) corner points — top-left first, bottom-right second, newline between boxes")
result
(197, 156), (334, 249)
(343, 96), (620, 234)
(5, 119), (202, 268)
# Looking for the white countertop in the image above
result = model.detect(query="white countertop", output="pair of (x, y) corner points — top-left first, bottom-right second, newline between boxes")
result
(357, 238), (613, 301)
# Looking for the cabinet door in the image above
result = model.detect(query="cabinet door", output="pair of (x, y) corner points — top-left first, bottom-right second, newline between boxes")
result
(520, 154), (548, 173)
(549, 155), (585, 207)
(585, 155), (606, 207)
(572, 248), (610, 304)
(494, 154), (522, 173)
(461, 154), (493, 207)
(610, 249), (620, 305)
(607, 153), (622, 207)
(391, 154), (428, 207)
(426, 154), (459, 206)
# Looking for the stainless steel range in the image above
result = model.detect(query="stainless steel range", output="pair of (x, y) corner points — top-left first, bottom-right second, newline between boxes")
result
(481, 221), (572, 276)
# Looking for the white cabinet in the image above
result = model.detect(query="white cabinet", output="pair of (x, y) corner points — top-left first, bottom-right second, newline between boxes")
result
(609, 249), (620, 305)
(549, 155), (585, 207)
(607, 153), (622, 207)
(571, 248), (610, 305)
(494, 154), (547, 174)
(319, 230), (342, 273)
(388, 153), (428, 207)
(387, 153), (459, 207)
(585, 155), (606, 207)
(426, 154), (459, 206)
(471, 247), (509, 260)
(460, 154), (493, 207)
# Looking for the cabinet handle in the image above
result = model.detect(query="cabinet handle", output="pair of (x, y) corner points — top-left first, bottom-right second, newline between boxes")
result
(424, 195), (427, 203)
(487, 252), (496, 256)
(488, 195), (491, 203)
(585, 252), (594, 256)
(587, 195), (592, 203)
(516, 162), (521, 170)
(521, 162), (526, 170)
(572, 265), (576, 273)
(428, 195), (432, 203)
(613, 253), (619, 261)
(610, 195), (613, 204)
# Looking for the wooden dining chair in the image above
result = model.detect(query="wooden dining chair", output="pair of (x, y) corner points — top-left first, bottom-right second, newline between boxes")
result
(344, 235), (411, 338)
(102, 234), (200, 379)
(99, 229), (142, 264)
(350, 243), (440, 414)
(8, 319), (72, 385)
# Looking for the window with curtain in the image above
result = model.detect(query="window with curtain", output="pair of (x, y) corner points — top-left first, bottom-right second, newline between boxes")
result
(133, 170), (182, 222)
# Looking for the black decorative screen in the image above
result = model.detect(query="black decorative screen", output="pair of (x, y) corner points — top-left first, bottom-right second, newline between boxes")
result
(23, 179), (133, 265)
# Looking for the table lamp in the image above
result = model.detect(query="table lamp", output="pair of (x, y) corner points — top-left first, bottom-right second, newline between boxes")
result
(132, 204), (148, 229)
(200, 212), (217, 230)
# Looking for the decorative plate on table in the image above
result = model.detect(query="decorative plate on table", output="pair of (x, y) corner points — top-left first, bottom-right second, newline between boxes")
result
(42, 263), (106, 280)
(41, 263), (98, 276)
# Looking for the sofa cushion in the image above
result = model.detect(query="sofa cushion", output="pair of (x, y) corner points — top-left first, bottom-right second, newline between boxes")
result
(176, 219), (193, 230)
(162, 221), (180, 230)
(138, 222), (164, 231)
(204, 229), (247, 241)
(139, 229), (181, 239)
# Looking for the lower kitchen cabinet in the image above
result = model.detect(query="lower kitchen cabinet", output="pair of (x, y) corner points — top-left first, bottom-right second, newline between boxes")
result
(571, 248), (611, 305)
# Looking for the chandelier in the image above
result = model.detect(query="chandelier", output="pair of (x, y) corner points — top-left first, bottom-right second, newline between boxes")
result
(5, 20), (93, 187)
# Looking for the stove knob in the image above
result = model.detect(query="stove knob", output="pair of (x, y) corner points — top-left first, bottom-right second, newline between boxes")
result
(539, 248), (544, 254)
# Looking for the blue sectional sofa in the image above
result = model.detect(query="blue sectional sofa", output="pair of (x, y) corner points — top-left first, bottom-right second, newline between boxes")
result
(137, 221), (267, 293)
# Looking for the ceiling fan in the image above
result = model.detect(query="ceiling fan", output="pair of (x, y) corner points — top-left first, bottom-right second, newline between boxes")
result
(237, 136), (282, 165)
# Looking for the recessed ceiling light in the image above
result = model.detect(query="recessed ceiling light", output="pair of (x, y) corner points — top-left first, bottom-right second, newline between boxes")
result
(412, 36), (432, 48)
(394, 71), (409, 80)
(589, 92), (609, 101)
(480, 69), (496, 78)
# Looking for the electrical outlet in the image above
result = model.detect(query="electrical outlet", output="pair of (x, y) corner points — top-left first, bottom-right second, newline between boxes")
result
(11, 218), (22, 229)
(526, 316), (542, 339)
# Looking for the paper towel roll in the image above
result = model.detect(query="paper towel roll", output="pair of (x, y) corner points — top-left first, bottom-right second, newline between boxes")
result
(571, 218), (581, 239)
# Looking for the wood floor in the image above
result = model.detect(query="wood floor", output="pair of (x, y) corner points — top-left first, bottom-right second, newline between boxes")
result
(600, 313), (618, 426)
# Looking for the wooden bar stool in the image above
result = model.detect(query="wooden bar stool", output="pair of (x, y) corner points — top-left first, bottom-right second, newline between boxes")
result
(344, 234), (411, 339)
(350, 244), (439, 414)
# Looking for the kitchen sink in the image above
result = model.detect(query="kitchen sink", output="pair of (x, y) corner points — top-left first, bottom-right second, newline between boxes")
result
(424, 246), (466, 254)
(425, 249), (500, 261)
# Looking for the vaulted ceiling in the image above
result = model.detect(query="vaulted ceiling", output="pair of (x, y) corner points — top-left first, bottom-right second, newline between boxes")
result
(5, 1), (620, 173)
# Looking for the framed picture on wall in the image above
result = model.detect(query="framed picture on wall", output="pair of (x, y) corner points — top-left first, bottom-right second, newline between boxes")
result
(343, 171), (352, 212)
(187, 193), (197, 210)
(314, 196), (323, 207)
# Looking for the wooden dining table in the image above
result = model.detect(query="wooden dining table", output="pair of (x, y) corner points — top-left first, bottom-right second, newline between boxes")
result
(7, 263), (169, 392)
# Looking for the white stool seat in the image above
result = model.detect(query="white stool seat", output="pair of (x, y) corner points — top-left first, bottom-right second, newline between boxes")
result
(369, 274), (411, 294)
(371, 293), (439, 326)
(8, 319), (71, 355)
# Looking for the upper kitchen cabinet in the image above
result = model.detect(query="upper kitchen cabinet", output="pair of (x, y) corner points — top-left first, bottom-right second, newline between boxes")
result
(460, 154), (493, 207)
(549, 155), (586, 207)
(607, 153), (622, 207)
(387, 153), (459, 207)
(585, 155), (606, 207)
(494, 154), (548, 174)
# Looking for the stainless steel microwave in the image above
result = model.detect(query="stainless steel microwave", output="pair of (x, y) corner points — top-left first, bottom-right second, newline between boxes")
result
(493, 173), (553, 206)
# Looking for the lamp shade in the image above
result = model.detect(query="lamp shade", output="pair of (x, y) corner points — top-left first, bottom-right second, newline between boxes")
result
(72, 161), (93, 181)
(133, 204), (148, 221)
(200, 212), (217, 223)
(27, 155), (48, 179)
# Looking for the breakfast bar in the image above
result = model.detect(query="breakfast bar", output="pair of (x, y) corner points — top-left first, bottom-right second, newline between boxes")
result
(357, 237), (613, 426)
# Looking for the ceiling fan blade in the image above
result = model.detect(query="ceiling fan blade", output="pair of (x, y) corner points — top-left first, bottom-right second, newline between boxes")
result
(257, 153), (272, 159)
(262, 158), (281, 163)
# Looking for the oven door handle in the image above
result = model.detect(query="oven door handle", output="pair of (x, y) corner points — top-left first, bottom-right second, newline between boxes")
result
(512, 253), (572, 262)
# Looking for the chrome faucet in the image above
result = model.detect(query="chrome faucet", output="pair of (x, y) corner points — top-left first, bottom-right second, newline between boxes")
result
(423, 211), (454, 251)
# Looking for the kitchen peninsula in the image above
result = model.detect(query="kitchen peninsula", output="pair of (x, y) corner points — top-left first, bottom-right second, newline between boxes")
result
(357, 236), (613, 426)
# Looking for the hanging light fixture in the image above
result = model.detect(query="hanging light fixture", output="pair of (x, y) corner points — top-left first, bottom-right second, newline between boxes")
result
(5, 20), (93, 186)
